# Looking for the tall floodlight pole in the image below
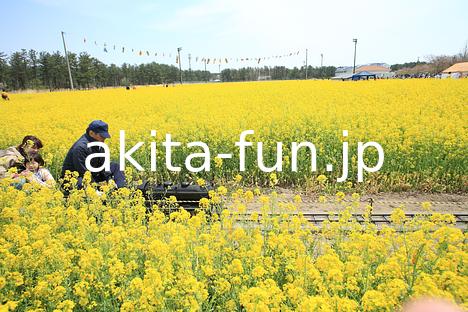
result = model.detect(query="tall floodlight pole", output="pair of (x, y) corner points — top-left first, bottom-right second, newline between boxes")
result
(177, 47), (182, 84)
(61, 31), (74, 89)
(352, 38), (358, 74)
(305, 48), (308, 79)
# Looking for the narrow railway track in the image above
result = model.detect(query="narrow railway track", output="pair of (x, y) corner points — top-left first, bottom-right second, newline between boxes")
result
(147, 198), (468, 231)
(234, 212), (468, 231)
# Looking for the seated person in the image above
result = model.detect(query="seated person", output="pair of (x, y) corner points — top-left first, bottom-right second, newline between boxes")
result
(0, 135), (43, 178)
(14, 154), (55, 188)
(61, 120), (126, 189)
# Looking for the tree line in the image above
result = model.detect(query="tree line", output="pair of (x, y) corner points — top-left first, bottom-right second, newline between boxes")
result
(0, 49), (339, 91)
(391, 43), (468, 75)
(220, 66), (336, 82)
(4, 45), (465, 90)
(0, 49), (211, 90)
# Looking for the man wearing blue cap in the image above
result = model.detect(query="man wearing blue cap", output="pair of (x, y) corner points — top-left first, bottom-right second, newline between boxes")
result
(61, 120), (126, 189)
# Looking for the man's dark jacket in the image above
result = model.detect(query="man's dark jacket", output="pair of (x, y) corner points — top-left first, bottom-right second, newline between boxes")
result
(61, 133), (106, 186)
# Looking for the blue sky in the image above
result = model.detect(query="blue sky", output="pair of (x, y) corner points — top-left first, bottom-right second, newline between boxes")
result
(1, 0), (467, 70)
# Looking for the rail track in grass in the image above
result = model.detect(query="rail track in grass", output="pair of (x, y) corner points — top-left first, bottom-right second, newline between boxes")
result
(148, 197), (468, 231)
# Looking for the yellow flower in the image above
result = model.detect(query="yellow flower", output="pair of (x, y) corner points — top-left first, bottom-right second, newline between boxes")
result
(56, 300), (75, 312)
(293, 194), (302, 204)
(214, 156), (223, 168)
(269, 172), (279, 186)
(244, 190), (254, 202)
(335, 191), (345, 202)
(217, 185), (228, 196)
(199, 197), (210, 209)
(196, 178), (206, 187)
(317, 174), (327, 184)
(229, 259), (244, 274)
(252, 265), (267, 279)
(251, 212), (259, 222)
(259, 195), (269, 205)
(391, 207), (406, 225)
(362, 290), (389, 312)
(168, 195), (177, 204)
(421, 201), (432, 211)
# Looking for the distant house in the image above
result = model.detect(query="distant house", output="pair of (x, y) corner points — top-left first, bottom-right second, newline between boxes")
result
(355, 65), (394, 78)
(442, 62), (468, 78)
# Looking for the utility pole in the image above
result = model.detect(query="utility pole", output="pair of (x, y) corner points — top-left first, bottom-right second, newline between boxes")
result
(352, 38), (358, 74)
(204, 59), (208, 82)
(177, 47), (182, 84)
(321, 53), (323, 67)
(188, 54), (192, 81)
(305, 48), (308, 79)
(61, 31), (74, 89)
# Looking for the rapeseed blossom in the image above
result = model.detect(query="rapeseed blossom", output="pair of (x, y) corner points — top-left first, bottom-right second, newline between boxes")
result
(0, 178), (466, 311)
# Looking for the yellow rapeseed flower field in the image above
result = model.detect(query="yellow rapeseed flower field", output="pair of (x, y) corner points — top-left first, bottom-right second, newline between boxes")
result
(0, 79), (467, 311)
(0, 177), (466, 311)
(1, 79), (466, 192)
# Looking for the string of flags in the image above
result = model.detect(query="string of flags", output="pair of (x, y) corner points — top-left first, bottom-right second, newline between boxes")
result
(82, 36), (301, 64)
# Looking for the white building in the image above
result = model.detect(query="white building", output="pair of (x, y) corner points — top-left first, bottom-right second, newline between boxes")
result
(331, 66), (354, 80)
(332, 64), (395, 80)
(355, 65), (394, 78)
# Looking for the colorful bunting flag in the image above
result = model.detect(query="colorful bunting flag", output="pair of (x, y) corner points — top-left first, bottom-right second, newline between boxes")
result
(79, 35), (303, 65)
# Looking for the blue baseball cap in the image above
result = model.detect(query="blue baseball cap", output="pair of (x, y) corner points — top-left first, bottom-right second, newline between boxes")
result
(88, 120), (111, 138)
